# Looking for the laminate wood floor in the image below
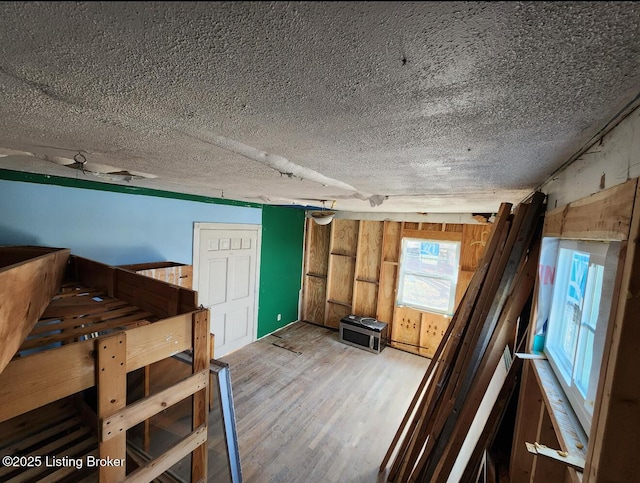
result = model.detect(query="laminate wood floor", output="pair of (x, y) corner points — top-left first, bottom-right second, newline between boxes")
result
(220, 321), (430, 483)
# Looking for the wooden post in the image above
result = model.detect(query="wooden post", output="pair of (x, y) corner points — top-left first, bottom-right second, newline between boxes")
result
(192, 310), (209, 481)
(97, 332), (127, 481)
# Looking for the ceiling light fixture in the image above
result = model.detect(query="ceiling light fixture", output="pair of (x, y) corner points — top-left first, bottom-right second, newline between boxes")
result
(310, 200), (336, 225)
(310, 211), (335, 225)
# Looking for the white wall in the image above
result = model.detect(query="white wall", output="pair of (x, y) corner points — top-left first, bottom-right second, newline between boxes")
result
(541, 106), (640, 210)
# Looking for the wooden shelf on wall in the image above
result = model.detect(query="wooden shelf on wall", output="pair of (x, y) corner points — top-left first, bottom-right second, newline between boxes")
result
(355, 278), (379, 284)
(306, 273), (327, 279)
(327, 299), (352, 308)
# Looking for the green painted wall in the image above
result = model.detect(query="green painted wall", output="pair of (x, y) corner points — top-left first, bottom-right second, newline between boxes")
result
(258, 205), (306, 338)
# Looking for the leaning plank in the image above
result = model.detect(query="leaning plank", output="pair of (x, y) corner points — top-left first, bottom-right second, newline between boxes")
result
(460, 357), (524, 481)
(101, 369), (208, 441)
(0, 247), (70, 374)
(388, 203), (512, 481)
(397, 213), (513, 481)
(420, 194), (544, 482)
(124, 425), (208, 483)
(428, 218), (543, 481)
(125, 313), (193, 371)
(0, 340), (95, 423)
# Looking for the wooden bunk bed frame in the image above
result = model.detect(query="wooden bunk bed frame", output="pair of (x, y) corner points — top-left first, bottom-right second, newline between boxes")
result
(0, 250), (210, 482)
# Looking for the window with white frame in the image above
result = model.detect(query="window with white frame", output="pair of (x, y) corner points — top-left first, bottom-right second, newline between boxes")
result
(544, 239), (619, 434)
(397, 238), (461, 316)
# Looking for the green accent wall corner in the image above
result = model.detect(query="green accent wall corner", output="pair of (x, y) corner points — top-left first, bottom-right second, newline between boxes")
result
(258, 205), (305, 338)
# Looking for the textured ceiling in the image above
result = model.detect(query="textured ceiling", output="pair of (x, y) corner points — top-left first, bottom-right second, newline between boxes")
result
(0, 2), (638, 213)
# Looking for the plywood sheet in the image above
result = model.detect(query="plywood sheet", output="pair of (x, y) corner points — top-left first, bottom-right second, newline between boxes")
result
(402, 229), (463, 242)
(302, 275), (326, 324)
(327, 254), (355, 305)
(543, 178), (637, 240)
(403, 222), (419, 230)
(421, 223), (443, 231)
(419, 312), (450, 358)
(391, 306), (421, 353)
(455, 270), (474, 307)
(353, 280), (378, 318)
(444, 224), (463, 233)
(461, 224), (492, 271)
(377, 263), (397, 325)
(356, 220), (383, 281)
(325, 301), (351, 329)
(383, 222), (402, 263)
(305, 219), (331, 276)
(331, 219), (359, 256)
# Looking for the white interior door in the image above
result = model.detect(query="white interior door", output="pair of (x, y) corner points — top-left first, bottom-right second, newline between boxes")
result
(195, 224), (259, 358)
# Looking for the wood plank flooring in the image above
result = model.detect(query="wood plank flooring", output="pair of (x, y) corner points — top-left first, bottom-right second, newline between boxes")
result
(221, 321), (430, 483)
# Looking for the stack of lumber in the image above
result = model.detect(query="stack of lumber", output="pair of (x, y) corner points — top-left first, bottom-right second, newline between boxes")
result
(381, 192), (546, 482)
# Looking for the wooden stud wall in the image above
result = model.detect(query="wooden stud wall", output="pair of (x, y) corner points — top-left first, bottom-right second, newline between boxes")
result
(302, 221), (330, 325)
(301, 218), (492, 357)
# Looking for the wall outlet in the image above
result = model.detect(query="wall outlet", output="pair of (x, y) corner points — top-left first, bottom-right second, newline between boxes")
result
(277, 313), (282, 321)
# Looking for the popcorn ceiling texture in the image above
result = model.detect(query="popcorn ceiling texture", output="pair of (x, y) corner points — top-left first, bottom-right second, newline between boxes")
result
(0, 2), (638, 212)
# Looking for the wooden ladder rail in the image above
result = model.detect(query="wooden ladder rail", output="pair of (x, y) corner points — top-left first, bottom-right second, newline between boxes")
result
(97, 310), (209, 482)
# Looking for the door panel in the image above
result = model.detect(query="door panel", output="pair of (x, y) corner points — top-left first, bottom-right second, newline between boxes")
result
(228, 306), (249, 341)
(208, 259), (228, 305)
(197, 226), (258, 357)
(233, 257), (251, 300)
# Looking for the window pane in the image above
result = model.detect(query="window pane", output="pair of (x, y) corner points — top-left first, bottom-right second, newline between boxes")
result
(543, 238), (617, 435)
(404, 240), (459, 278)
(398, 238), (460, 315)
(575, 328), (595, 398)
(402, 274), (452, 313)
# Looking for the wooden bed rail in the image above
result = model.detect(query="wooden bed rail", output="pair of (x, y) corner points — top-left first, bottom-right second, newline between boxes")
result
(0, 310), (206, 421)
(70, 256), (198, 318)
(0, 246), (70, 374)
